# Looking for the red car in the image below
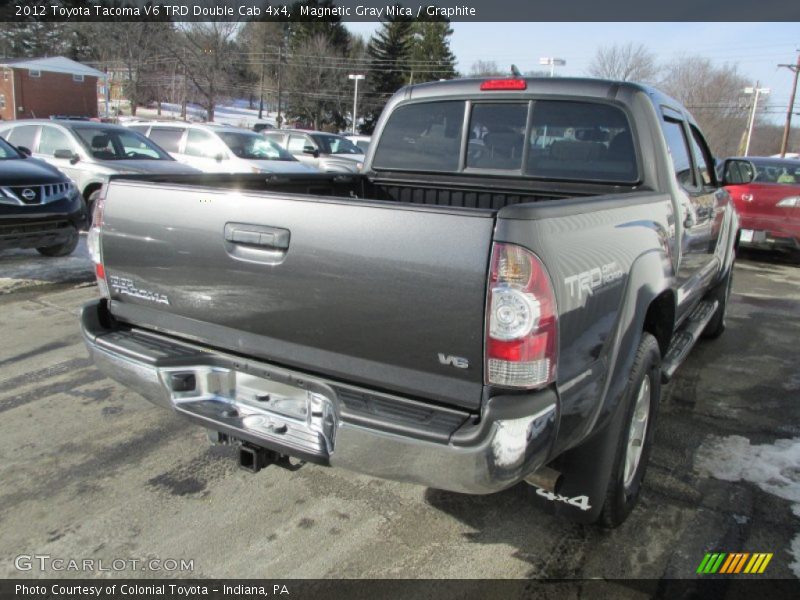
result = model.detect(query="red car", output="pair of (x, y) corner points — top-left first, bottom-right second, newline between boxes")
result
(721, 157), (800, 251)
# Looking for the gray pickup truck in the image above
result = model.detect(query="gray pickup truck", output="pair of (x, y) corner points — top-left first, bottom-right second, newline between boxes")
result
(80, 78), (738, 527)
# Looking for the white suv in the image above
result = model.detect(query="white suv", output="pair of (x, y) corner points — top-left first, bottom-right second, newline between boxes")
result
(125, 122), (317, 174)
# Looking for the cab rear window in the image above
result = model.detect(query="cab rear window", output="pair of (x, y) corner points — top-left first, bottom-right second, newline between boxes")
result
(372, 99), (639, 184)
(372, 101), (464, 172)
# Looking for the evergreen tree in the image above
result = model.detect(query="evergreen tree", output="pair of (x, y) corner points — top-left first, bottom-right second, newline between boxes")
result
(362, 10), (413, 133)
(408, 20), (457, 84)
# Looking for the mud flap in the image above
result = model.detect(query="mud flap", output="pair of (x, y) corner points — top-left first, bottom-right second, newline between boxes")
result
(527, 396), (627, 524)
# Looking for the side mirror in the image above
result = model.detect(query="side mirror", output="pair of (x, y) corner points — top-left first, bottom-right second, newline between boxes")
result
(17, 145), (31, 157)
(214, 152), (225, 163)
(54, 149), (80, 164)
(720, 159), (754, 186)
(303, 146), (319, 158)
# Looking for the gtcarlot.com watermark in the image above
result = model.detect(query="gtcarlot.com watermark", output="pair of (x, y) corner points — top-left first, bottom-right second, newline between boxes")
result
(14, 554), (194, 573)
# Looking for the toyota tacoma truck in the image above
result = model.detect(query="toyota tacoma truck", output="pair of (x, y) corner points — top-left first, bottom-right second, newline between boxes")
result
(80, 78), (738, 527)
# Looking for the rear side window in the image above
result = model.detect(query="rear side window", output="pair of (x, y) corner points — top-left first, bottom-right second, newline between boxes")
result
(37, 126), (73, 156)
(6, 125), (39, 150)
(148, 127), (183, 153)
(661, 119), (695, 189)
(287, 135), (311, 153)
(372, 101), (464, 172)
(185, 129), (225, 159)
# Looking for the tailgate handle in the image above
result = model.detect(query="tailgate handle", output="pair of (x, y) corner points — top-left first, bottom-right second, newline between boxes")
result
(224, 223), (290, 250)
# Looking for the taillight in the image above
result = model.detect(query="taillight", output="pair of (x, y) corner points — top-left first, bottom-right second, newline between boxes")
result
(86, 187), (109, 298)
(486, 243), (558, 388)
(480, 78), (527, 91)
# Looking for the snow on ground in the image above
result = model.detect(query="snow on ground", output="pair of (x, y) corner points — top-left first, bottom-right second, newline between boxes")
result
(695, 435), (800, 576)
(117, 101), (276, 129)
(0, 236), (93, 294)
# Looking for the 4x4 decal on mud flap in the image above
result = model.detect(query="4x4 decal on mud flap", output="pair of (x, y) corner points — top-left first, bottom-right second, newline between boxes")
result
(533, 487), (592, 511)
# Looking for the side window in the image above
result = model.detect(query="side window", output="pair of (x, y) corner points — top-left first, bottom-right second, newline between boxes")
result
(661, 119), (695, 190)
(185, 129), (223, 158)
(148, 127), (183, 153)
(126, 125), (150, 134)
(288, 135), (310, 153)
(37, 126), (73, 156)
(6, 125), (39, 150)
(689, 125), (715, 187)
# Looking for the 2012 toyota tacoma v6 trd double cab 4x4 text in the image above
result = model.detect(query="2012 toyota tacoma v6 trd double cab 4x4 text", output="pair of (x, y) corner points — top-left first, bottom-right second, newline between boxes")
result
(80, 78), (738, 527)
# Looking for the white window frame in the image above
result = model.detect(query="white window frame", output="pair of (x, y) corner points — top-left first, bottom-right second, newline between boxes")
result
(28, 69), (41, 78)
(0, 94), (5, 110)
(73, 74), (84, 83)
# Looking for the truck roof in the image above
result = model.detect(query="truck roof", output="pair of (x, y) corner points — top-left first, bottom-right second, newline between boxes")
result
(396, 77), (691, 124)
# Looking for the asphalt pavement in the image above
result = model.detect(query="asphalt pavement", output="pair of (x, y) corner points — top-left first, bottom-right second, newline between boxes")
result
(0, 245), (798, 586)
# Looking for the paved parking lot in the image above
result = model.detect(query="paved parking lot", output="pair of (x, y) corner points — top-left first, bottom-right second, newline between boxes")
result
(0, 246), (798, 584)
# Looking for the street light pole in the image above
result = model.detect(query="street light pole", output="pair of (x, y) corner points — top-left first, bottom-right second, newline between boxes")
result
(539, 57), (566, 77)
(778, 51), (800, 158)
(743, 83), (770, 157)
(348, 74), (365, 136)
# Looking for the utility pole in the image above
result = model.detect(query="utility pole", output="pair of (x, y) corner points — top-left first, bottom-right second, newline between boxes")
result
(180, 48), (187, 120)
(258, 58), (265, 120)
(743, 82), (770, 156)
(276, 44), (283, 128)
(348, 74), (365, 135)
(778, 51), (800, 158)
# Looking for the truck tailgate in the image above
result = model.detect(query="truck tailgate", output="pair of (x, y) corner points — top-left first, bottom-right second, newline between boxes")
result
(100, 181), (495, 410)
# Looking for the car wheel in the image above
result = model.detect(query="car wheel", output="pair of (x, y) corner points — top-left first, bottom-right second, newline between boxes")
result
(37, 226), (79, 257)
(702, 267), (733, 339)
(596, 332), (661, 528)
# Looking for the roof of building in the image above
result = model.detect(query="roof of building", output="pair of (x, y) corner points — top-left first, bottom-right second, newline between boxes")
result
(0, 56), (104, 79)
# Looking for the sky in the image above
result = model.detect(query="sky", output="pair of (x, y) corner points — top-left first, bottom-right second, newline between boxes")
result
(346, 22), (800, 124)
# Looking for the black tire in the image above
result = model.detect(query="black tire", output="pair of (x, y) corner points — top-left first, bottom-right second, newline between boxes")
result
(36, 226), (79, 257)
(702, 267), (732, 340)
(83, 189), (101, 231)
(597, 333), (661, 528)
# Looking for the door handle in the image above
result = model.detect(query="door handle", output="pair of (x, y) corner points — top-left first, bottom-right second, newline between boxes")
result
(224, 223), (290, 250)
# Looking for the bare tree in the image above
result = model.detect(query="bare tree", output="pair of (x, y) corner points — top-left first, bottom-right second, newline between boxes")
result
(660, 56), (751, 157)
(284, 34), (349, 130)
(176, 22), (238, 122)
(469, 60), (504, 78)
(588, 42), (659, 84)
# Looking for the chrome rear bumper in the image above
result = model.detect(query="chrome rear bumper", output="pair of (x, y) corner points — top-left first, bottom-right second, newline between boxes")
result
(82, 299), (558, 494)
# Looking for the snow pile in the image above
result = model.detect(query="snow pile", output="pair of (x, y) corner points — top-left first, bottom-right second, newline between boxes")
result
(695, 435), (800, 577)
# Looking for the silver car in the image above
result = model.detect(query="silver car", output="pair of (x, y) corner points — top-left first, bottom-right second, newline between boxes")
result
(263, 130), (364, 173)
(0, 119), (199, 219)
(125, 122), (317, 175)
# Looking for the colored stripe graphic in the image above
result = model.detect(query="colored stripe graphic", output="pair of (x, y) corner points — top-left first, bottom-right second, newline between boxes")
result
(698, 552), (773, 575)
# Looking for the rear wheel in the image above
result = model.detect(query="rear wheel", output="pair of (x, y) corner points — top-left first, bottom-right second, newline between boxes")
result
(702, 268), (732, 339)
(36, 226), (79, 257)
(597, 333), (660, 528)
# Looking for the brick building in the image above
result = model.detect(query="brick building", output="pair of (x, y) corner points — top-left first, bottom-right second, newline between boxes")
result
(0, 56), (104, 121)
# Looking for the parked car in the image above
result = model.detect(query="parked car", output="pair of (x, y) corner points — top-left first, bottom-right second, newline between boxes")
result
(0, 119), (199, 224)
(126, 122), (316, 175)
(82, 78), (739, 528)
(720, 156), (800, 252)
(344, 134), (371, 154)
(263, 129), (364, 173)
(0, 135), (83, 257)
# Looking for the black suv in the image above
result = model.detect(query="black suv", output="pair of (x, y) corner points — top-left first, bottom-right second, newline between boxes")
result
(0, 136), (84, 257)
